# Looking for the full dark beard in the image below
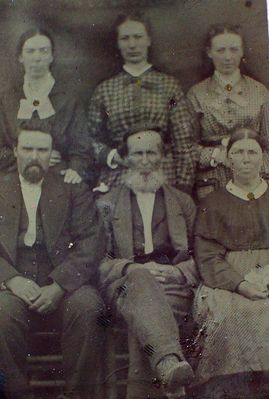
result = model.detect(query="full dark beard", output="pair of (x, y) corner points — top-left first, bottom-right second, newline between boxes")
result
(23, 163), (45, 184)
(124, 169), (166, 193)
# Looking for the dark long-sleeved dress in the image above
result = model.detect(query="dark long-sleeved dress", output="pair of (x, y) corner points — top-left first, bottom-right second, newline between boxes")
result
(0, 81), (92, 179)
(194, 182), (269, 383)
(88, 67), (198, 193)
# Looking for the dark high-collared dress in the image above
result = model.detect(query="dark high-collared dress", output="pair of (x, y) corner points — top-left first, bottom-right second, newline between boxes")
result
(0, 80), (92, 179)
(187, 74), (269, 198)
(88, 67), (198, 193)
(194, 184), (269, 385)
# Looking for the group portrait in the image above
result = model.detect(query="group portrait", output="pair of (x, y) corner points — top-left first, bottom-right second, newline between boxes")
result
(0, 1), (268, 399)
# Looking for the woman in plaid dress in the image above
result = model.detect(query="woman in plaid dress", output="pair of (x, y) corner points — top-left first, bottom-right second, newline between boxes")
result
(187, 24), (269, 199)
(88, 11), (197, 194)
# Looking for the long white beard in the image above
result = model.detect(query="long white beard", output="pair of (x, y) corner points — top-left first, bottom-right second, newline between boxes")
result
(124, 169), (166, 193)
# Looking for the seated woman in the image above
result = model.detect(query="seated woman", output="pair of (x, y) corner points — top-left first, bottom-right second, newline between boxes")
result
(0, 28), (91, 183)
(193, 127), (269, 397)
(88, 11), (197, 194)
(187, 24), (269, 199)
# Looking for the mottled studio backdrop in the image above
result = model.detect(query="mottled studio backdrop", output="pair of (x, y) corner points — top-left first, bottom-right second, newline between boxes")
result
(0, 0), (268, 104)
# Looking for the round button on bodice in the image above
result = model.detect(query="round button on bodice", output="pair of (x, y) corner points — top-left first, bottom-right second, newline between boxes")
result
(225, 84), (233, 92)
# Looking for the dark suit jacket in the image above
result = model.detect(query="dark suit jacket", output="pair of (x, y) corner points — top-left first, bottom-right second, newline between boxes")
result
(0, 171), (104, 292)
(0, 81), (92, 177)
(98, 184), (198, 299)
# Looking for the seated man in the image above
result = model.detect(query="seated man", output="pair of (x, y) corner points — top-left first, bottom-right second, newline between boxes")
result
(0, 121), (105, 399)
(98, 125), (198, 399)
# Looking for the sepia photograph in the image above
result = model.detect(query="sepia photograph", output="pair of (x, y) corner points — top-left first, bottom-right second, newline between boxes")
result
(0, 0), (268, 398)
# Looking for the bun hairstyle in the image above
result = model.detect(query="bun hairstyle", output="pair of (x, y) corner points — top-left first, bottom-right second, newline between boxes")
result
(227, 126), (267, 154)
(16, 28), (54, 58)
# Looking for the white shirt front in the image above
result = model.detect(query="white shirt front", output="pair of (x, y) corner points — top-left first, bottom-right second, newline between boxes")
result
(136, 192), (155, 254)
(19, 175), (43, 247)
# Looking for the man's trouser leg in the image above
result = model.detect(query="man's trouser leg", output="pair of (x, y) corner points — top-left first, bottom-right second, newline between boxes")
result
(0, 290), (31, 397)
(114, 268), (194, 399)
(59, 285), (105, 398)
(116, 268), (186, 368)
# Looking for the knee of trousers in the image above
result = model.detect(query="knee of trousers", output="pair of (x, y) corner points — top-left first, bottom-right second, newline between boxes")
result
(0, 312), (16, 337)
(62, 285), (105, 326)
(0, 296), (29, 337)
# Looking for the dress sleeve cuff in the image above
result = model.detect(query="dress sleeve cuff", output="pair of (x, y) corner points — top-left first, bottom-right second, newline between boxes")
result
(107, 149), (118, 169)
(210, 148), (220, 167)
(199, 147), (215, 168)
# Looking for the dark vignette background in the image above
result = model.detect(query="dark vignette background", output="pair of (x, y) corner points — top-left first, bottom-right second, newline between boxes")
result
(0, 0), (268, 104)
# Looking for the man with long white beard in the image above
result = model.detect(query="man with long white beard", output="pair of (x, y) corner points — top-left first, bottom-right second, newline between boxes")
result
(98, 126), (198, 399)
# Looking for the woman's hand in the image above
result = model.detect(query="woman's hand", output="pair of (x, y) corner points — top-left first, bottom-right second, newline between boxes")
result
(60, 169), (82, 184)
(237, 280), (268, 301)
(112, 150), (127, 167)
(212, 147), (228, 166)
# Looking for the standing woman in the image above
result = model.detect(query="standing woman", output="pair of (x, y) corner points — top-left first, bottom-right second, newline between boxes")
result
(0, 28), (91, 183)
(187, 24), (269, 199)
(88, 11), (197, 194)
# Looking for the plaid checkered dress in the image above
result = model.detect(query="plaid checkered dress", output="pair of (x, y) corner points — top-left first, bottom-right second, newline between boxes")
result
(87, 68), (197, 191)
(188, 75), (269, 198)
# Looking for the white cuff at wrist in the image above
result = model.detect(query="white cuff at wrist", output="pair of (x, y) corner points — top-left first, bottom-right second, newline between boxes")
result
(0, 282), (8, 291)
(107, 149), (118, 169)
(210, 148), (220, 167)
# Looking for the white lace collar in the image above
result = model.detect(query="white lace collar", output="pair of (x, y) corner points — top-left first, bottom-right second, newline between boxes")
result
(226, 179), (268, 201)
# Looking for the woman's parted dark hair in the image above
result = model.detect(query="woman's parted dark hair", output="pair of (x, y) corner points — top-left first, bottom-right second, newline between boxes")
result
(227, 127), (267, 154)
(16, 28), (55, 58)
(113, 10), (151, 41)
(202, 23), (244, 77)
(205, 23), (244, 50)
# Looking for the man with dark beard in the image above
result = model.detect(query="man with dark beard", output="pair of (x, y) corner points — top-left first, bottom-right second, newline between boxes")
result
(98, 126), (198, 399)
(0, 121), (105, 399)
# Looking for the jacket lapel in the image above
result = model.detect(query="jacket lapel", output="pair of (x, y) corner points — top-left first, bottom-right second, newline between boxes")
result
(151, 189), (166, 230)
(0, 173), (21, 264)
(112, 186), (134, 259)
(39, 172), (68, 253)
(163, 184), (188, 251)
